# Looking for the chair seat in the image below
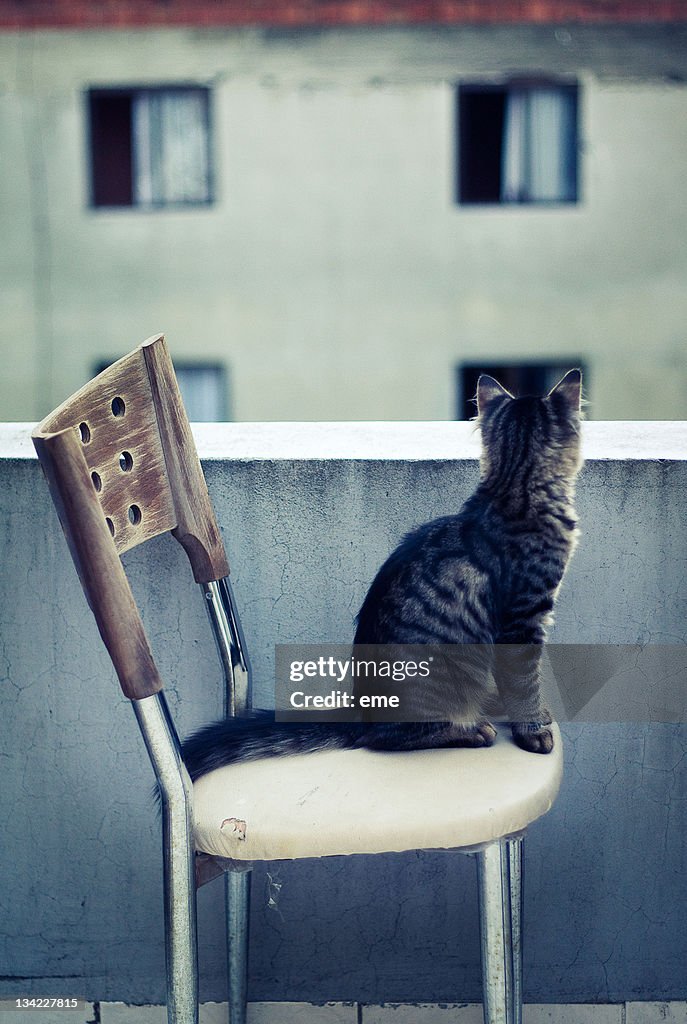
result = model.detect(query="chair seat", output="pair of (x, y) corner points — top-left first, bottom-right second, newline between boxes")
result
(192, 723), (562, 861)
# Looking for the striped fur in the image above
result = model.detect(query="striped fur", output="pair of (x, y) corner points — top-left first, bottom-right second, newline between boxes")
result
(182, 370), (583, 779)
(353, 369), (583, 755)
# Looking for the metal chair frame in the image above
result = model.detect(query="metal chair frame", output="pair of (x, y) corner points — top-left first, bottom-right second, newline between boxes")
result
(33, 335), (526, 1024)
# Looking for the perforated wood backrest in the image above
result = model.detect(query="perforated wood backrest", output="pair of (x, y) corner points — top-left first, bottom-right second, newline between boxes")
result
(32, 334), (229, 700)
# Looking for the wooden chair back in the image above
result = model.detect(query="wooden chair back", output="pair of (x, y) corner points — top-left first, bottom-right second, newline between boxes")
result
(32, 334), (229, 700)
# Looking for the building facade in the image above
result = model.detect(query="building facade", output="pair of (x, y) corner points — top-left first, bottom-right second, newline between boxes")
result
(1, 3), (687, 421)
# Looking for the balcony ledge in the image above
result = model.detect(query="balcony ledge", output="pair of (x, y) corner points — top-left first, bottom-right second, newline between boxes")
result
(2, 420), (687, 463)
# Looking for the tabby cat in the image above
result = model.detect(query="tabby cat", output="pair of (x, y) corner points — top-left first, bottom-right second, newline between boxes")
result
(182, 370), (583, 780)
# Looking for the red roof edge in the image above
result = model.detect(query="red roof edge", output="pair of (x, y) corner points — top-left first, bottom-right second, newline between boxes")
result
(1, 1), (687, 31)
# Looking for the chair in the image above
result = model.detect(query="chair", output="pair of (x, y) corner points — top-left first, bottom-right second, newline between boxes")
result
(32, 335), (563, 1024)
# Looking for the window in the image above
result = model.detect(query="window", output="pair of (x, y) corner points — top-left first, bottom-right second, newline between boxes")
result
(456, 361), (587, 421)
(175, 364), (227, 422)
(457, 82), (578, 205)
(95, 361), (227, 421)
(88, 87), (212, 208)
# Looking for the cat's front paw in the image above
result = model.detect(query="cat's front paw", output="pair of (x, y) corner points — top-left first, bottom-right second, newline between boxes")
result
(475, 721), (498, 746)
(447, 721), (497, 747)
(511, 723), (554, 754)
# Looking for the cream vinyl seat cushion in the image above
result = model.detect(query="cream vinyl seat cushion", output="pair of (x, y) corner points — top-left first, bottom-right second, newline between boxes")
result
(192, 724), (563, 861)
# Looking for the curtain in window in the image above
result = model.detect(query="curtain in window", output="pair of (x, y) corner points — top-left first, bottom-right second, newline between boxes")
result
(176, 367), (224, 422)
(501, 87), (576, 203)
(133, 90), (210, 205)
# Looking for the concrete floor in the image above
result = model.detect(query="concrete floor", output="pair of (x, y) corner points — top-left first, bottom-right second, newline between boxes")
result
(2, 1002), (686, 1024)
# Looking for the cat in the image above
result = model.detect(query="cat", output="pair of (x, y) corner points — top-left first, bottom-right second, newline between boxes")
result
(181, 369), (583, 781)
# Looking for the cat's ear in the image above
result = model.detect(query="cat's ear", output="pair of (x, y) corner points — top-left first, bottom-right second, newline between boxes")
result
(547, 368), (582, 411)
(476, 375), (513, 415)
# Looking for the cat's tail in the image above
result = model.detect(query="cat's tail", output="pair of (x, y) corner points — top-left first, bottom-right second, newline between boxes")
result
(181, 710), (367, 782)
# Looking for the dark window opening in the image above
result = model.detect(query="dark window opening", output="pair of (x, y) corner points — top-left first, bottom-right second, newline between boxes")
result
(457, 82), (579, 206)
(457, 360), (587, 421)
(89, 93), (134, 206)
(459, 90), (506, 205)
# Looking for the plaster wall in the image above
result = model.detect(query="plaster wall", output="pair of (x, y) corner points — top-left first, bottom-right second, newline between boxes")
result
(1, 26), (687, 422)
(0, 421), (686, 1004)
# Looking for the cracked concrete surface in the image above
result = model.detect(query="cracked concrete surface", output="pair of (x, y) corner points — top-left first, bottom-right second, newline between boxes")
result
(0, 423), (686, 1004)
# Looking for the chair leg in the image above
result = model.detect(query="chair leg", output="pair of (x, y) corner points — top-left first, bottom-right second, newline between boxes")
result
(161, 794), (199, 1024)
(226, 868), (251, 1024)
(476, 837), (523, 1024)
(134, 694), (199, 1024)
(507, 837), (523, 1023)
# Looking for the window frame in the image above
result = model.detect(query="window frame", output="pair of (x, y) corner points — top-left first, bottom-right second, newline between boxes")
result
(456, 79), (580, 208)
(86, 83), (215, 211)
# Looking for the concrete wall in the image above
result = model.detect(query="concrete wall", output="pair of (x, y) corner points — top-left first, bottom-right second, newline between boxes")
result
(1, 420), (686, 1005)
(1, 25), (687, 423)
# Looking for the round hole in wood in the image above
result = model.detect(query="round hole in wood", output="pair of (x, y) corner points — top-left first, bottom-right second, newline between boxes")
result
(111, 396), (126, 417)
(105, 517), (116, 536)
(91, 471), (102, 492)
(119, 451), (133, 472)
(128, 505), (142, 526)
(79, 422), (91, 444)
